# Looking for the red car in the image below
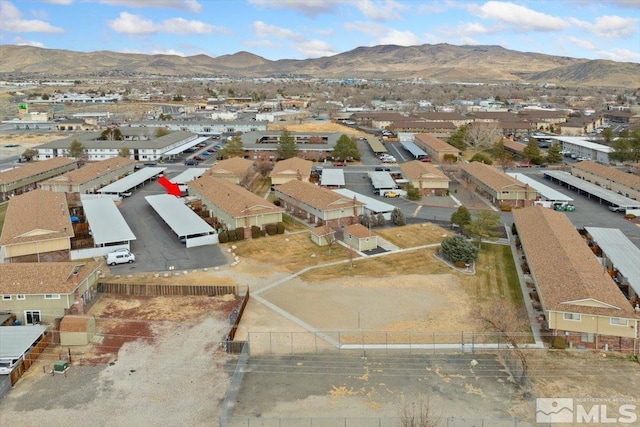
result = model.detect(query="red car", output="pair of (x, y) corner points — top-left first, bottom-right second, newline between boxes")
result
(194, 155), (204, 161)
(335, 161), (347, 167)
(420, 157), (432, 162)
(207, 148), (217, 153)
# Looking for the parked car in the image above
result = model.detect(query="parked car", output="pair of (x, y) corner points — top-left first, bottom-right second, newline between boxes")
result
(105, 249), (135, 266)
(207, 148), (217, 153)
(201, 151), (211, 157)
(335, 161), (346, 167)
(194, 155), (204, 161)
(384, 191), (400, 198)
(185, 159), (198, 166)
(420, 157), (432, 162)
(608, 205), (625, 212)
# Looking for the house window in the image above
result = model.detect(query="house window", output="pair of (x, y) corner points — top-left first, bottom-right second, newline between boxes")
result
(610, 317), (628, 326)
(17, 294), (26, 300)
(25, 310), (41, 325)
(563, 312), (581, 321)
(2, 295), (11, 300)
(581, 333), (595, 343)
(44, 294), (60, 300)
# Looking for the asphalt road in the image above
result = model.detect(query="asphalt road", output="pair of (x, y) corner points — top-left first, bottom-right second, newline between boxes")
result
(107, 164), (228, 274)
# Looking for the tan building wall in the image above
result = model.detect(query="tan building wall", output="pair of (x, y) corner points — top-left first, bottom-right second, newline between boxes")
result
(4, 237), (71, 259)
(570, 167), (640, 201)
(344, 233), (377, 251)
(549, 310), (637, 339)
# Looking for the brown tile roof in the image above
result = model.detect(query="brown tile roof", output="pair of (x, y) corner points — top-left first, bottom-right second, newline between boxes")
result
(40, 157), (135, 186)
(502, 138), (527, 153)
(400, 160), (449, 181)
(0, 157), (77, 186)
(276, 180), (364, 211)
(391, 121), (456, 130)
(0, 261), (102, 295)
(351, 112), (406, 120)
(207, 157), (254, 179)
(513, 206), (636, 318)
(344, 223), (372, 239)
(188, 175), (283, 217)
(414, 134), (459, 152)
(0, 189), (74, 246)
(412, 112), (467, 121)
(59, 315), (91, 332)
(311, 225), (335, 237)
(460, 161), (528, 192)
(572, 161), (640, 191)
(518, 110), (568, 119)
(471, 111), (518, 120)
(270, 157), (313, 178)
(497, 121), (536, 130)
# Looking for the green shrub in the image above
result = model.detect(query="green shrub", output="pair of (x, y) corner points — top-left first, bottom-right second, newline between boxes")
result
(235, 227), (245, 240)
(276, 222), (285, 234)
(407, 187), (421, 200)
(218, 231), (229, 244)
(227, 230), (237, 241)
(261, 229), (267, 237)
(265, 223), (277, 235)
(251, 225), (261, 238)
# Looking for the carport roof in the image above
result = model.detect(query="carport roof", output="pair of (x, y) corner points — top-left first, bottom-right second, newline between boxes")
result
(145, 194), (214, 237)
(544, 171), (640, 208)
(170, 168), (208, 184)
(81, 197), (136, 245)
(369, 171), (397, 189)
(163, 136), (209, 155)
(98, 167), (166, 193)
(321, 168), (345, 187)
(508, 173), (574, 203)
(584, 227), (640, 297)
(333, 189), (395, 213)
(0, 325), (47, 359)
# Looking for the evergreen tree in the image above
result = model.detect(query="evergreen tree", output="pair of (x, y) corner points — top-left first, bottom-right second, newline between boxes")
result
(277, 130), (298, 159)
(546, 143), (563, 164)
(523, 139), (542, 164)
(333, 134), (360, 161)
(68, 139), (85, 158)
(448, 126), (468, 151)
(220, 135), (245, 158)
(440, 234), (478, 263)
(391, 207), (406, 226)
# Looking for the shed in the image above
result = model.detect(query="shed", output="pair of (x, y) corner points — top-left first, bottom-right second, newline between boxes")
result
(59, 315), (95, 346)
(310, 225), (336, 247)
(343, 223), (377, 252)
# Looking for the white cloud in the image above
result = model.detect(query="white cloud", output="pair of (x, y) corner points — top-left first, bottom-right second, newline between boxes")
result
(249, 0), (340, 17)
(108, 12), (155, 34)
(469, 1), (570, 32)
(378, 29), (421, 46)
(570, 15), (638, 38)
(294, 39), (337, 58)
(566, 36), (597, 50)
(596, 47), (640, 63)
(0, 0), (64, 32)
(108, 12), (225, 35)
(344, 21), (387, 38)
(149, 48), (186, 57)
(354, 0), (407, 21)
(457, 22), (497, 35)
(253, 21), (304, 41)
(13, 36), (45, 47)
(99, 0), (202, 13)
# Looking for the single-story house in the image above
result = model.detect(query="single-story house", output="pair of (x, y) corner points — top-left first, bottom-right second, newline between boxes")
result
(343, 223), (377, 252)
(460, 161), (537, 208)
(513, 206), (639, 352)
(187, 174), (284, 238)
(0, 189), (74, 262)
(0, 157), (78, 202)
(275, 180), (364, 228)
(413, 133), (460, 163)
(59, 315), (96, 346)
(400, 160), (450, 196)
(559, 116), (605, 136)
(0, 261), (102, 326)
(206, 157), (255, 185)
(269, 157), (313, 186)
(39, 157), (136, 194)
(310, 225), (336, 247)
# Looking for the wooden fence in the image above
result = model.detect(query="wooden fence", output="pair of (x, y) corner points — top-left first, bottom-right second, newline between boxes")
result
(97, 282), (240, 297)
(225, 289), (250, 354)
(10, 331), (50, 386)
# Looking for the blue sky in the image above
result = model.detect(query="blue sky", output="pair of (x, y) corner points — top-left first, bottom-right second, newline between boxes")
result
(1, 0), (639, 63)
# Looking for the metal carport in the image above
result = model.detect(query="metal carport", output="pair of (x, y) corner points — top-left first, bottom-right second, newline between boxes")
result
(81, 196), (136, 247)
(585, 227), (640, 298)
(544, 171), (640, 209)
(321, 169), (345, 187)
(144, 194), (216, 248)
(333, 189), (396, 220)
(508, 173), (574, 203)
(98, 167), (166, 194)
(163, 136), (210, 155)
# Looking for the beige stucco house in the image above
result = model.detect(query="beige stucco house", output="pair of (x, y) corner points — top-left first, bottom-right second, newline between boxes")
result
(513, 206), (639, 353)
(0, 157), (78, 202)
(188, 174), (284, 238)
(400, 160), (450, 196)
(343, 223), (377, 252)
(39, 157), (135, 194)
(269, 157), (313, 186)
(206, 157), (255, 185)
(0, 261), (102, 326)
(413, 134), (460, 163)
(460, 162), (537, 208)
(275, 180), (364, 228)
(0, 189), (74, 262)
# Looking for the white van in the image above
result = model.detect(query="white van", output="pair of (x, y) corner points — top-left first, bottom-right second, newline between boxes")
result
(105, 249), (135, 266)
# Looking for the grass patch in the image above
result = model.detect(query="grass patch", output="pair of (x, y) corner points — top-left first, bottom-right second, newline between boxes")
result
(0, 201), (8, 233)
(374, 223), (453, 248)
(226, 232), (350, 273)
(281, 213), (309, 232)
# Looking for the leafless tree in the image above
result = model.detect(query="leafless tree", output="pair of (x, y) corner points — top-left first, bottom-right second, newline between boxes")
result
(398, 395), (441, 427)
(477, 299), (531, 389)
(466, 122), (502, 153)
(325, 229), (337, 254)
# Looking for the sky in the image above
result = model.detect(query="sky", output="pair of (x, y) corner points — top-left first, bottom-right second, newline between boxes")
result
(0, 0), (639, 63)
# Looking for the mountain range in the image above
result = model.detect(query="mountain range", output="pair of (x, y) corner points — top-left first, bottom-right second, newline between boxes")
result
(1, 44), (638, 88)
